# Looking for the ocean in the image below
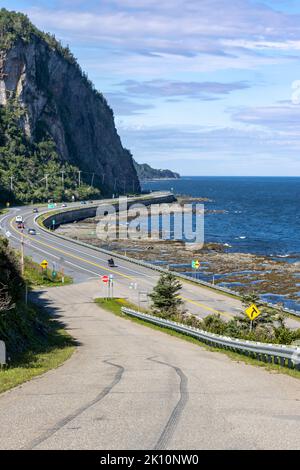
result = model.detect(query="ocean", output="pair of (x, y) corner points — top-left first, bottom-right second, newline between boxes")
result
(142, 176), (300, 260)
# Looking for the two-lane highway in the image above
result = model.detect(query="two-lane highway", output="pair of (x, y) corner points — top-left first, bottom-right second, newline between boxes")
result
(2, 201), (300, 327)
(0, 280), (300, 449)
(1, 202), (245, 321)
(1, 202), (300, 450)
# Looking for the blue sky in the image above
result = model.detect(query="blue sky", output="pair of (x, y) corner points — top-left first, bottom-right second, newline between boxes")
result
(3, 0), (300, 175)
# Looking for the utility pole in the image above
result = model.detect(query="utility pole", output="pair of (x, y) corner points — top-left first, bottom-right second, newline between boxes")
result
(10, 176), (13, 191)
(20, 230), (24, 275)
(45, 174), (49, 192)
(90, 172), (95, 188)
(78, 170), (82, 187)
(61, 170), (65, 189)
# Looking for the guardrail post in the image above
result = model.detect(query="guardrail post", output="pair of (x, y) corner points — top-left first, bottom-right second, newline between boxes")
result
(280, 357), (285, 367)
(121, 307), (300, 371)
(267, 355), (272, 364)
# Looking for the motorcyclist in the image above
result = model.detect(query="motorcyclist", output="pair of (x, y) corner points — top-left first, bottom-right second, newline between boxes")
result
(108, 257), (115, 266)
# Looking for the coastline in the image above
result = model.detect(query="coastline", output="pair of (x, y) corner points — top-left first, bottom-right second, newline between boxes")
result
(56, 220), (300, 313)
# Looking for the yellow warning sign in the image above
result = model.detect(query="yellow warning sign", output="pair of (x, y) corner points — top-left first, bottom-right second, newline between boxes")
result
(40, 259), (48, 269)
(245, 303), (261, 321)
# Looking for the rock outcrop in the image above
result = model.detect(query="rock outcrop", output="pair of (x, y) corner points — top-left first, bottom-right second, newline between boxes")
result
(134, 161), (180, 181)
(0, 9), (140, 196)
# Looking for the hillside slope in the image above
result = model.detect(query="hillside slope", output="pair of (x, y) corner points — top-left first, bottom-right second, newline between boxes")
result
(134, 161), (180, 181)
(0, 9), (140, 202)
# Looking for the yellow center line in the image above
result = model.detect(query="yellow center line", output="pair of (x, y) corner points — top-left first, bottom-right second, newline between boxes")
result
(9, 215), (234, 318)
(180, 296), (233, 319)
(9, 217), (133, 280)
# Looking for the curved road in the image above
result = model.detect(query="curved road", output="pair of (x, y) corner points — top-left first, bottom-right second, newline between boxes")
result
(1, 202), (300, 326)
(0, 203), (299, 449)
(0, 281), (300, 449)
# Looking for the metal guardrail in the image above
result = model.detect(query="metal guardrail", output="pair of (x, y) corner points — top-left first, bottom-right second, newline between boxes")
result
(121, 307), (300, 370)
(36, 201), (300, 318)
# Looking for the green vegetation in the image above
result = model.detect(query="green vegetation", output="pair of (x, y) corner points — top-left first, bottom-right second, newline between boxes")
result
(149, 272), (184, 317)
(95, 298), (300, 379)
(0, 236), (75, 392)
(0, 303), (75, 394)
(148, 273), (300, 345)
(0, 8), (98, 92)
(133, 160), (180, 181)
(24, 256), (73, 288)
(0, 98), (100, 204)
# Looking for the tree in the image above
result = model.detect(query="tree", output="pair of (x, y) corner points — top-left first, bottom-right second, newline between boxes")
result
(149, 272), (184, 318)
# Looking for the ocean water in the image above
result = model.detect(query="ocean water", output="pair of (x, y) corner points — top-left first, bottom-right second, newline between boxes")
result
(142, 176), (300, 258)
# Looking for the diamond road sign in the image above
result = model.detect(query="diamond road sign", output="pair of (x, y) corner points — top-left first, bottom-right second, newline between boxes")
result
(40, 259), (48, 269)
(245, 304), (261, 321)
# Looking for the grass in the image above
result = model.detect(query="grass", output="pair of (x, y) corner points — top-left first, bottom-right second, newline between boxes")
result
(95, 297), (300, 380)
(24, 256), (73, 288)
(0, 305), (76, 394)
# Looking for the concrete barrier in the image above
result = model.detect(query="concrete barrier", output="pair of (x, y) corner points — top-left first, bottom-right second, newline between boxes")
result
(42, 193), (176, 229)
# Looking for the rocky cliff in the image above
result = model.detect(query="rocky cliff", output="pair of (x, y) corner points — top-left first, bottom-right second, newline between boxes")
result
(0, 9), (140, 199)
(134, 161), (180, 181)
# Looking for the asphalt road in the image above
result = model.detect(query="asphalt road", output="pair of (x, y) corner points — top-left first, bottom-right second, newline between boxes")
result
(1, 203), (300, 450)
(0, 281), (299, 450)
(1, 202), (300, 327)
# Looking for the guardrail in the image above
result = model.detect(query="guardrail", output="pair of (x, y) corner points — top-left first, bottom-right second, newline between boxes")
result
(36, 200), (300, 319)
(121, 307), (300, 370)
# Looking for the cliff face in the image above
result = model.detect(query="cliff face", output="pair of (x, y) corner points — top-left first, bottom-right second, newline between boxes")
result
(0, 11), (140, 196)
(134, 161), (180, 181)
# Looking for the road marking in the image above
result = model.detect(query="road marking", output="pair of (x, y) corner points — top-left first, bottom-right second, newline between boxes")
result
(9, 230), (101, 277)
(8, 213), (234, 318)
(9, 217), (133, 280)
(35, 228), (155, 279)
(180, 296), (232, 319)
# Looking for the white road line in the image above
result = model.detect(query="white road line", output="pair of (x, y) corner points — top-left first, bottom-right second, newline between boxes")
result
(8, 231), (101, 277)
(34, 226), (155, 279)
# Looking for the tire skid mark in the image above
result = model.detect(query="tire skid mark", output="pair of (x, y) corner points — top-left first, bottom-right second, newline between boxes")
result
(148, 356), (189, 450)
(24, 360), (124, 450)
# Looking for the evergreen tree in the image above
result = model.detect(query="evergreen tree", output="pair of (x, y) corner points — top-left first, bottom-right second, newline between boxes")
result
(149, 273), (183, 318)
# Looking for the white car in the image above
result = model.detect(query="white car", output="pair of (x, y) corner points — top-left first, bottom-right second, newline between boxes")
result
(15, 215), (23, 223)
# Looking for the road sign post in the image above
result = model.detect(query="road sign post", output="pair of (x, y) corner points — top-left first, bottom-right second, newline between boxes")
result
(102, 275), (109, 300)
(20, 230), (24, 276)
(245, 304), (261, 331)
(40, 259), (48, 280)
(40, 259), (48, 269)
(109, 274), (114, 299)
(191, 259), (200, 279)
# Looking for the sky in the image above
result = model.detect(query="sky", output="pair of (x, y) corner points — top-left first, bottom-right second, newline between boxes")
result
(3, 0), (300, 176)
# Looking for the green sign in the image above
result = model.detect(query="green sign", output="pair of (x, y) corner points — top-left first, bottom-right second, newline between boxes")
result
(52, 270), (57, 279)
(191, 259), (200, 269)
(48, 203), (55, 209)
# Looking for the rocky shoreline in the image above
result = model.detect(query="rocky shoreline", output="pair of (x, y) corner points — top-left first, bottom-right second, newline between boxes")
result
(56, 217), (300, 311)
